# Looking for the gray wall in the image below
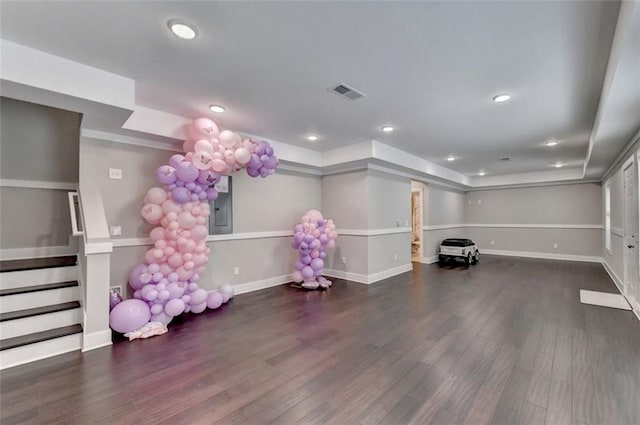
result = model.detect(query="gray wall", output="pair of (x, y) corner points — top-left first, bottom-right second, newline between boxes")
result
(322, 170), (369, 275)
(0, 98), (80, 250)
(422, 185), (467, 260)
(466, 183), (602, 257)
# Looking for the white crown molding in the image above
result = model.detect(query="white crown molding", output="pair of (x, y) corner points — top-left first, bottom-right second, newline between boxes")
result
(0, 179), (78, 191)
(423, 223), (603, 231)
(81, 129), (182, 152)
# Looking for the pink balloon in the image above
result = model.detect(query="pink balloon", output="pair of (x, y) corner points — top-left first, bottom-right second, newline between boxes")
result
(211, 159), (228, 173)
(183, 139), (195, 153)
(168, 253), (184, 268)
(190, 118), (219, 139)
(292, 271), (303, 283)
(191, 224), (208, 241)
(149, 227), (166, 242)
(141, 204), (163, 225)
(177, 211), (197, 229)
(234, 147), (251, 164)
(194, 139), (214, 154)
(145, 187), (168, 205)
(219, 130), (236, 149)
(191, 151), (212, 170)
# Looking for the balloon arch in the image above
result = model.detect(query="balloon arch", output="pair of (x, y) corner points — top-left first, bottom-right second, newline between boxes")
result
(109, 118), (279, 334)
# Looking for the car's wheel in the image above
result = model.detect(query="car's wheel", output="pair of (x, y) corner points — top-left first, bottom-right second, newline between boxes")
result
(438, 255), (446, 266)
(472, 250), (479, 265)
(464, 253), (471, 267)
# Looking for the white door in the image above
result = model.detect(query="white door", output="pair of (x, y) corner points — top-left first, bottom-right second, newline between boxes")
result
(623, 162), (638, 307)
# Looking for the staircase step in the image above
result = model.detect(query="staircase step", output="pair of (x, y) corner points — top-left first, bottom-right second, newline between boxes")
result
(0, 301), (81, 322)
(0, 324), (82, 351)
(0, 256), (76, 273)
(0, 265), (78, 290)
(0, 281), (78, 297)
(0, 331), (82, 369)
(0, 286), (78, 313)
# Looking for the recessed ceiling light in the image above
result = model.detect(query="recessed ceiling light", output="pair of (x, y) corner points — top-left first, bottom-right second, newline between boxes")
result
(168, 19), (198, 40)
(492, 94), (511, 103)
(545, 140), (558, 147)
(553, 162), (564, 168)
(209, 105), (226, 113)
(478, 171), (486, 176)
(381, 125), (395, 133)
(306, 135), (318, 142)
(447, 155), (456, 162)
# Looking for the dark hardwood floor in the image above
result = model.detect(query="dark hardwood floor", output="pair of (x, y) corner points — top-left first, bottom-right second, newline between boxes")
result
(1, 256), (639, 425)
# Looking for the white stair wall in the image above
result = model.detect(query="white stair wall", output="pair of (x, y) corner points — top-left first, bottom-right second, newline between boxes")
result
(0, 286), (79, 313)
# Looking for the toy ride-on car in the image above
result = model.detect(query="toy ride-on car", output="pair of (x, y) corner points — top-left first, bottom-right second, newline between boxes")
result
(438, 238), (479, 266)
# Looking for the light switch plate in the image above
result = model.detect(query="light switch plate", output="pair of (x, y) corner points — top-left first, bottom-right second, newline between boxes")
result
(109, 168), (122, 180)
(110, 226), (122, 236)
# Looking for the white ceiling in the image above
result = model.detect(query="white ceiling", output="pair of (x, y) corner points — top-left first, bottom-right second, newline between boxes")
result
(1, 1), (636, 181)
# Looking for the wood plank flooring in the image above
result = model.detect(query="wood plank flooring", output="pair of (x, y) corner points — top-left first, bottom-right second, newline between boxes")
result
(1, 255), (639, 425)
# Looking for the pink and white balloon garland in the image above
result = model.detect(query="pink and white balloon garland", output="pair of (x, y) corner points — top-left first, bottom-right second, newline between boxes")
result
(290, 210), (338, 290)
(109, 118), (279, 334)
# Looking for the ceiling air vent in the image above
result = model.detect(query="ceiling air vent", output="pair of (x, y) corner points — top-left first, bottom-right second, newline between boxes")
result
(328, 83), (366, 101)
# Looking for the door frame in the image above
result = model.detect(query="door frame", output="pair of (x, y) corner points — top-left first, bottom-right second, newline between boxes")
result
(622, 156), (638, 306)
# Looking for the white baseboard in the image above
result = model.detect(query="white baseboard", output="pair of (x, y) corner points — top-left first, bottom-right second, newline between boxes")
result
(324, 263), (413, 284)
(601, 259), (640, 323)
(423, 256), (439, 264)
(82, 329), (113, 352)
(0, 245), (76, 261)
(233, 274), (292, 295)
(481, 249), (602, 263)
(0, 333), (82, 370)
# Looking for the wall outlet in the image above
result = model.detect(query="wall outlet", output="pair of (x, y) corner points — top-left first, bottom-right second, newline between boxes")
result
(491, 240), (495, 245)
(109, 168), (123, 180)
(110, 226), (122, 236)
(233, 266), (239, 276)
(341, 256), (347, 264)
(396, 219), (401, 227)
(404, 219), (409, 227)
(553, 243), (558, 249)
(394, 253), (398, 261)
(477, 199), (482, 204)
(110, 285), (123, 296)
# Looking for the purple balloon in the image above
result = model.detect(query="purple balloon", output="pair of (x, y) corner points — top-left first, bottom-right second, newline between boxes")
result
(190, 193), (199, 202)
(256, 144), (266, 156)
(175, 162), (199, 182)
(109, 290), (123, 311)
(185, 182), (197, 191)
(169, 154), (185, 168)
(156, 165), (177, 185)
(150, 312), (173, 326)
(294, 260), (305, 271)
(310, 258), (324, 271)
(197, 170), (219, 186)
(294, 224), (303, 233)
(301, 266), (314, 279)
(128, 263), (147, 290)
(249, 154), (262, 169)
(164, 298), (186, 316)
(207, 291), (224, 309)
(247, 167), (260, 178)
(319, 234), (329, 244)
(303, 234), (314, 244)
(319, 251), (327, 259)
(206, 188), (219, 201)
(172, 187), (191, 203)
(109, 299), (151, 333)
(266, 156), (278, 169)
(301, 255), (312, 265)
(265, 146), (274, 156)
(259, 168), (269, 178)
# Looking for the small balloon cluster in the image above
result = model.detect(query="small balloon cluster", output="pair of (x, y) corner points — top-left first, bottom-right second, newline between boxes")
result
(109, 117), (278, 335)
(291, 210), (338, 290)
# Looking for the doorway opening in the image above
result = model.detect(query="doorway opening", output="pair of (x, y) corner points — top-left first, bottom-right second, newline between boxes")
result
(411, 187), (423, 262)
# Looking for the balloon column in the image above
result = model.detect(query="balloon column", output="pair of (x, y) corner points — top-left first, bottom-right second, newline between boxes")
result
(290, 210), (338, 290)
(109, 118), (278, 334)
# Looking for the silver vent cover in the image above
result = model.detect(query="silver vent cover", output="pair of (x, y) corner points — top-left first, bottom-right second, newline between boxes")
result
(328, 83), (366, 101)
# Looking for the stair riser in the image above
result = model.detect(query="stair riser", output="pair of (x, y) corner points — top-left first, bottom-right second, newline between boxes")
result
(0, 333), (82, 370)
(0, 266), (78, 290)
(1, 308), (82, 339)
(0, 287), (79, 313)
